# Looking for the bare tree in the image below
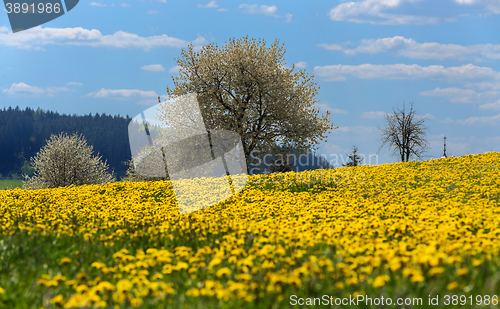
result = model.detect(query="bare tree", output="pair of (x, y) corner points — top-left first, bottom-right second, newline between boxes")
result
(377, 101), (430, 162)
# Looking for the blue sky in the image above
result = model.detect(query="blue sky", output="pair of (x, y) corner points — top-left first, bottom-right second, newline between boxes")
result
(2, 0), (500, 166)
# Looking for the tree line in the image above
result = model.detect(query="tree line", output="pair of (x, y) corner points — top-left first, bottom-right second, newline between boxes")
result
(0, 106), (132, 178)
(0, 106), (336, 181)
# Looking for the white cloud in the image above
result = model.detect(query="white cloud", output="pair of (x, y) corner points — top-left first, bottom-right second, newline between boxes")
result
(361, 111), (387, 119)
(2, 82), (44, 95)
(90, 2), (114, 7)
(2, 82), (70, 96)
(87, 88), (158, 99)
(420, 87), (476, 97)
(318, 36), (500, 61)
(317, 43), (344, 51)
(316, 103), (348, 114)
(46, 86), (71, 93)
(314, 63), (500, 82)
(415, 113), (434, 120)
(328, 0), (443, 25)
(479, 99), (500, 110)
(198, 1), (218, 8)
(120, 3), (130, 7)
(324, 143), (346, 155)
(155, 0), (167, 3)
(239, 4), (280, 17)
(147, 10), (160, 14)
(141, 64), (165, 72)
(294, 62), (306, 69)
(464, 81), (500, 91)
(331, 108), (349, 114)
(285, 13), (293, 23)
(67, 82), (83, 86)
(455, 0), (500, 14)
(420, 87), (499, 104)
(456, 113), (500, 126)
(439, 118), (454, 124)
(168, 65), (182, 73)
(0, 26), (208, 50)
(198, 1), (227, 11)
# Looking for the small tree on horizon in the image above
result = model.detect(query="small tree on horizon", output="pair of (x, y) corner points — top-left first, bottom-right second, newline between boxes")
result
(342, 146), (364, 167)
(377, 101), (430, 162)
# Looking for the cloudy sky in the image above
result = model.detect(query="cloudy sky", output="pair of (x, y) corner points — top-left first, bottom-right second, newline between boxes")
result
(2, 0), (500, 166)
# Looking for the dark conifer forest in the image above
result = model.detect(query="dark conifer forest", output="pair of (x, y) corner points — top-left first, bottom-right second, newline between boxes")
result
(0, 106), (132, 179)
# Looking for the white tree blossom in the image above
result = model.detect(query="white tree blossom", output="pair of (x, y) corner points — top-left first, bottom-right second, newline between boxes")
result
(23, 132), (113, 189)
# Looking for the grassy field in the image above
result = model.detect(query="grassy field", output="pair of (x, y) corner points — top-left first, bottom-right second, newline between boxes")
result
(0, 179), (23, 190)
(0, 153), (500, 308)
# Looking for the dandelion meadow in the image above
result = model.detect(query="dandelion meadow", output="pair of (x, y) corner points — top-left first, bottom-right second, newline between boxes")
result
(1, 152), (500, 308)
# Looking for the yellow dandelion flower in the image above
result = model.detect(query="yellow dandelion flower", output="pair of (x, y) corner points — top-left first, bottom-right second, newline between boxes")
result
(174, 261), (189, 271)
(77, 273), (87, 280)
(116, 279), (133, 291)
(372, 275), (388, 287)
(53, 275), (66, 281)
(160, 282), (175, 294)
(91, 262), (106, 269)
(216, 267), (232, 277)
(447, 281), (459, 290)
(59, 257), (71, 265)
(428, 267), (445, 277)
(410, 274), (425, 282)
(236, 273), (252, 281)
(151, 273), (163, 280)
(112, 291), (127, 303)
(130, 298), (143, 308)
(75, 284), (88, 293)
(45, 280), (59, 287)
(216, 288), (230, 300)
(95, 300), (107, 308)
(97, 281), (115, 291)
(162, 264), (173, 274)
(208, 258), (223, 270)
(186, 288), (200, 297)
(228, 282), (246, 292)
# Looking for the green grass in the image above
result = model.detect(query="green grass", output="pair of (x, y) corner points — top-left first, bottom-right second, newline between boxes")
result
(0, 179), (23, 190)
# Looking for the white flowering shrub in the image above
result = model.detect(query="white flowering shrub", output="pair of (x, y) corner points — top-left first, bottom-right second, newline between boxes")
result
(23, 132), (113, 190)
